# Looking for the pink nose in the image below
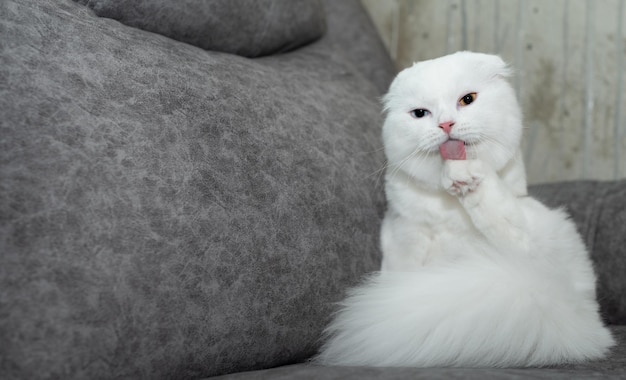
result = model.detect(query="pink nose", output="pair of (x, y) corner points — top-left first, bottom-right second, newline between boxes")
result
(439, 121), (455, 135)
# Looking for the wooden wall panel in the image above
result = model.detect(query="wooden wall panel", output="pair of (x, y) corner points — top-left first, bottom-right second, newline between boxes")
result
(362, 0), (626, 184)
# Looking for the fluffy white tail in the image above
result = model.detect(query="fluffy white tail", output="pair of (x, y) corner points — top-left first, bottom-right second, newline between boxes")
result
(316, 256), (614, 367)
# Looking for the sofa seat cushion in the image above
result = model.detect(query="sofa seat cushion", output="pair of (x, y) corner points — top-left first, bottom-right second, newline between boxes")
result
(210, 325), (626, 379)
(73, 0), (326, 57)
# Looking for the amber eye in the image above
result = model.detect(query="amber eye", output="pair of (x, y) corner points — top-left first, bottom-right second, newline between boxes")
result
(459, 92), (477, 106)
(410, 109), (430, 118)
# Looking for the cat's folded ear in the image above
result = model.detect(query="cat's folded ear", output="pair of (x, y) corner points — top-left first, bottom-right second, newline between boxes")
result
(479, 53), (513, 79)
(380, 51), (513, 111)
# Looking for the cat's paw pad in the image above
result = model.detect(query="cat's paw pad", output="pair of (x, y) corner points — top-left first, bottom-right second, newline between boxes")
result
(441, 160), (484, 196)
(445, 178), (482, 196)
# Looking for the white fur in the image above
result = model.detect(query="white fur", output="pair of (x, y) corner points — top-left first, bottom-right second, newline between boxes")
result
(317, 51), (614, 367)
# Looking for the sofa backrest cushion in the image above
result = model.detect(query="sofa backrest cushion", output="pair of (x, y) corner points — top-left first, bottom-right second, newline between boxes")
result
(1, 0), (389, 378)
(73, 0), (326, 57)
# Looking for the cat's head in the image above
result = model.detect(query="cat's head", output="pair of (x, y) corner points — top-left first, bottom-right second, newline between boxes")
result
(382, 51), (523, 188)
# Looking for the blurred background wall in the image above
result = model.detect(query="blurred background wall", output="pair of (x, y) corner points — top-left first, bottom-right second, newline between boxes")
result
(361, 0), (626, 184)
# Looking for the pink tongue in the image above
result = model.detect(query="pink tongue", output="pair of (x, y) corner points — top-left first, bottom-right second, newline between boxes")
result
(439, 140), (466, 160)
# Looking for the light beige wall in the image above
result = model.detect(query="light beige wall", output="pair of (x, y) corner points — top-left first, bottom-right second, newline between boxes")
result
(362, 0), (626, 184)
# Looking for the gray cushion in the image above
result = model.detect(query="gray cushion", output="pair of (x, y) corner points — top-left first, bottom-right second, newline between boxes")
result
(0, 0), (394, 378)
(321, 1), (395, 94)
(73, 0), (326, 57)
(529, 180), (626, 324)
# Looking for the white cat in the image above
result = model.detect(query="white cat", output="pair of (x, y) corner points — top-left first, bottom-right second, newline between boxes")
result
(317, 51), (614, 367)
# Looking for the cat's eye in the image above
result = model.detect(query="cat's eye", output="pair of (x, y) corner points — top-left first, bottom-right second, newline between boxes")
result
(459, 92), (477, 106)
(410, 109), (429, 118)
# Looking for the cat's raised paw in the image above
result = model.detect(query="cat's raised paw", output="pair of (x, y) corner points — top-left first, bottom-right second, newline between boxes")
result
(441, 159), (484, 196)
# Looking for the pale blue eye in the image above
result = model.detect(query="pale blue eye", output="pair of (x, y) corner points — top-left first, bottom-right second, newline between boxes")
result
(410, 109), (429, 118)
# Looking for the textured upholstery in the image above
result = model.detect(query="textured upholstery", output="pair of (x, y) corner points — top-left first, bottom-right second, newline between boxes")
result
(74, 0), (327, 57)
(0, 0), (393, 378)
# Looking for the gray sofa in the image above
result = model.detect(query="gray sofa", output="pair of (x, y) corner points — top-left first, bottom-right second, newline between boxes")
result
(1, 0), (625, 379)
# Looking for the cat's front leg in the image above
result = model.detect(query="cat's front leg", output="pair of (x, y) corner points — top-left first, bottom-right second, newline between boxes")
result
(441, 159), (530, 250)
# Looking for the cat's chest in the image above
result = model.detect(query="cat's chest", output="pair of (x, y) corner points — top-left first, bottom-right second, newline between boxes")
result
(383, 190), (490, 268)
(387, 181), (473, 229)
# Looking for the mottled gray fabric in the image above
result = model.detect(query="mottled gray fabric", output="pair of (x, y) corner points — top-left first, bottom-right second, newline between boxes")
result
(212, 326), (626, 379)
(0, 0), (394, 379)
(73, 0), (326, 57)
(320, 1), (396, 94)
(529, 180), (626, 324)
